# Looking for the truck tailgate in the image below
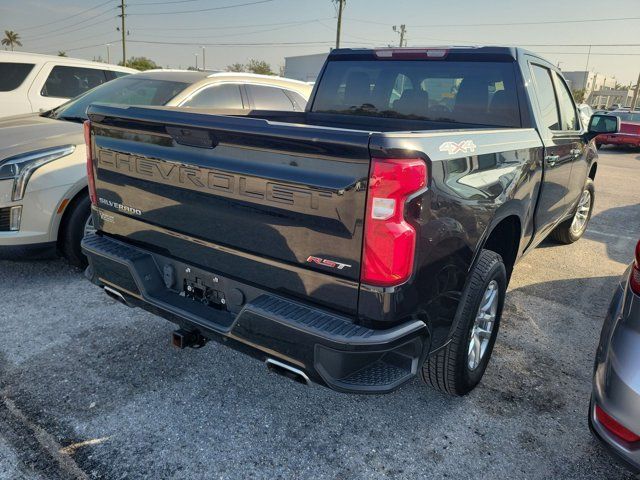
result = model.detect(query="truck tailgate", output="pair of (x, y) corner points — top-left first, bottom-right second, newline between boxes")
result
(87, 105), (371, 314)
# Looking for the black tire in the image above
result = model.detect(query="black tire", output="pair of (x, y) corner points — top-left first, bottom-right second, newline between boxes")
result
(549, 178), (594, 245)
(60, 193), (92, 268)
(421, 249), (507, 396)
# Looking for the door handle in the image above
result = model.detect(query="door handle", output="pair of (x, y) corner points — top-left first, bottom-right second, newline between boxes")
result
(545, 155), (559, 167)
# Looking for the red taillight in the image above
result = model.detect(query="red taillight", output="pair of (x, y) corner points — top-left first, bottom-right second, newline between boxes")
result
(595, 404), (640, 443)
(83, 120), (97, 205)
(361, 158), (427, 287)
(630, 239), (640, 295)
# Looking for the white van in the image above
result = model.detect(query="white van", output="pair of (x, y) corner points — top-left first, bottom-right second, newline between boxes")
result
(0, 52), (136, 118)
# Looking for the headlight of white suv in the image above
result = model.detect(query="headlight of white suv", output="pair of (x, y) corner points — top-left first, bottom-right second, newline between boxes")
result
(0, 145), (76, 201)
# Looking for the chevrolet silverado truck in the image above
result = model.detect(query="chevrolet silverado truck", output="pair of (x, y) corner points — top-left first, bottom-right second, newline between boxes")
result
(81, 47), (618, 395)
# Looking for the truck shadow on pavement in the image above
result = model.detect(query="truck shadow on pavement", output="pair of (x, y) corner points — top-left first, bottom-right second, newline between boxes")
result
(535, 202), (639, 265)
(599, 146), (640, 160)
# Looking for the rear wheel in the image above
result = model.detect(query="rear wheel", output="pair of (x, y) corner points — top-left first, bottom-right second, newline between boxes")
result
(549, 178), (594, 244)
(60, 193), (93, 268)
(421, 249), (506, 396)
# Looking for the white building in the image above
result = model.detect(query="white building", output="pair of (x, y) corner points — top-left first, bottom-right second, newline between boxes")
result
(563, 71), (617, 97)
(588, 88), (637, 109)
(283, 53), (328, 82)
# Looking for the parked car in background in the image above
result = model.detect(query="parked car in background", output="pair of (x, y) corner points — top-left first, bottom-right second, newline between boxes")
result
(595, 111), (640, 149)
(0, 70), (312, 266)
(590, 239), (640, 474)
(82, 47), (614, 396)
(577, 103), (593, 129)
(0, 52), (137, 118)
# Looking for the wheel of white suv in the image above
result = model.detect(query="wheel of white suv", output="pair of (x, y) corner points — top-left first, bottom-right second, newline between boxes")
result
(60, 193), (92, 268)
(421, 249), (507, 396)
(550, 178), (595, 244)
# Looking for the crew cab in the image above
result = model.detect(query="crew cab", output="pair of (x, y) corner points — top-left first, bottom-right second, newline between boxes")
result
(81, 47), (618, 395)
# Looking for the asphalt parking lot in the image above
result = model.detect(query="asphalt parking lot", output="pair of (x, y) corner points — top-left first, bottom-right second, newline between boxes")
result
(0, 149), (639, 480)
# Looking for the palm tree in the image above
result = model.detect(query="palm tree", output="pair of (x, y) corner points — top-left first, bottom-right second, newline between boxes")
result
(58, 51), (67, 57)
(2, 30), (22, 51)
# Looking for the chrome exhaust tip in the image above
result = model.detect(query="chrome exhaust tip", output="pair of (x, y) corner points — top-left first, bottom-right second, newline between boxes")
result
(265, 358), (310, 386)
(103, 285), (128, 306)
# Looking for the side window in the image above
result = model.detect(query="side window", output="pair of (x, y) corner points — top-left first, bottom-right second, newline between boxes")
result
(553, 72), (579, 130)
(247, 85), (295, 110)
(531, 64), (560, 131)
(0, 62), (35, 91)
(181, 84), (244, 109)
(284, 90), (308, 110)
(41, 66), (108, 98)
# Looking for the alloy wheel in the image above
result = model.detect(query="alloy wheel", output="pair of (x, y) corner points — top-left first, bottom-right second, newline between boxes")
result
(84, 215), (96, 237)
(570, 189), (591, 235)
(467, 280), (499, 371)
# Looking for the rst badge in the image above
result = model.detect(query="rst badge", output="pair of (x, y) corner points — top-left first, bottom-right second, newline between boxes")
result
(439, 140), (477, 155)
(306, 256), (351, 270)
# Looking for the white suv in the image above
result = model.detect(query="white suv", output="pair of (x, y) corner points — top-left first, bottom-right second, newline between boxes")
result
(0, 70), (312, 266)
(0, 51), (136, 118)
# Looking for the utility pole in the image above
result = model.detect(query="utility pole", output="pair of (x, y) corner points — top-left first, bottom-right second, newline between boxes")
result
(393, 24), (407, 47)
(119, 0), (126, 66)
(106, 43), (111, 64)
(334, 0), (345, 49)
(201, 46), (206, 71)
(584, 44), (592, 73)
(194, 53), (198, 70)
(631, 71), (640, 111)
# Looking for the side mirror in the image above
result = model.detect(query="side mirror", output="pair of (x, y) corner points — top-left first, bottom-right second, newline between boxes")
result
(585, 114), (620, 142)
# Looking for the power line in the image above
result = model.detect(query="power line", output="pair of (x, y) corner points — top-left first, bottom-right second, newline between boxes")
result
(16, 0), (115, 31)
(132, 18), (333, 31)
(44, 39), (121, 54)
(411, 16), (640, 28)
(128, 0), (202, 5)
(522, 43), (640, 47)
(132, 20), (324, 40)
(345, 15), (640, 28)
(28, 29), (116, 50)
(126, 0), (275, 15)
(128, 39), (334, 46)
(22, 8), (116, 41)
(126, 39), (377, 47)
(534, 51), (640, 57)
(23, 17), (117, 43)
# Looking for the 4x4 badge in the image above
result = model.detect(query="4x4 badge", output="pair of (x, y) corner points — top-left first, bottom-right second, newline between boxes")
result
(439, 140), (477, 155)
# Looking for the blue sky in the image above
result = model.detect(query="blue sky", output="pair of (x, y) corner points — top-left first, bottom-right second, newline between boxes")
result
(3, 0), (640, 83)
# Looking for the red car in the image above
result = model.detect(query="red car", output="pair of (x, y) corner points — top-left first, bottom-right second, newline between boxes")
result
(596, 111), (640, 149)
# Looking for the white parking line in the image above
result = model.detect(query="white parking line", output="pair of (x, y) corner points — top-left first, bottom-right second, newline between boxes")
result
(587, 229), (637, 241)
(59, 437), (111, 455)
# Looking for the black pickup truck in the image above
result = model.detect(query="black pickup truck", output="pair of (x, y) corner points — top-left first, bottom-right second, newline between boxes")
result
(82, 47), (618, 395)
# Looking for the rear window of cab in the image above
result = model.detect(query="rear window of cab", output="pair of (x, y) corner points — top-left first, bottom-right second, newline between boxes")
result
(312, 59), (521, 128)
